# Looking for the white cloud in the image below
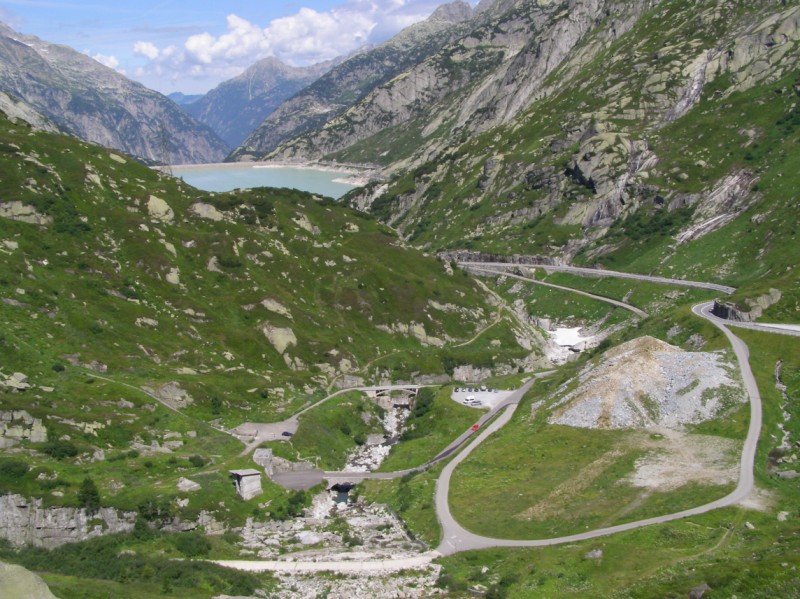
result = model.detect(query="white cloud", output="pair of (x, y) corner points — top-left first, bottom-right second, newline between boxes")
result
(89, 51), (125, 74)
(180, 9), (376, 68)
(133, 41), (160, 60)
(132, 0), (460, 93)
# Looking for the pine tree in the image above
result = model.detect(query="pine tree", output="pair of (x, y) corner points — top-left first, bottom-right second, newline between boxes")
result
(78, 477), (101, 514)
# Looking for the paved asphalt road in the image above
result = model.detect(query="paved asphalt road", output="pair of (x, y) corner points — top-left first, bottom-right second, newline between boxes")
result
(460, 261), (737, 295)
(464, 265), (649, 318)
(696, 302), (800, 337)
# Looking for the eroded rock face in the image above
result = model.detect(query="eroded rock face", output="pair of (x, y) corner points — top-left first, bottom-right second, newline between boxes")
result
(232, 2), (474, 161)
(452, 364), (493, 382)
(0, 202), (53, 225)
(712, 289), (782, 322)
(0, 495), (136, 549)
(0, 91), (59, 133)
(0, 23), (229, 164)
(261, 323), (298, 354)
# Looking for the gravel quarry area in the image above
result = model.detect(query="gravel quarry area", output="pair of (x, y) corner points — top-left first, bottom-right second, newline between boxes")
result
(549, 336), (745, 429)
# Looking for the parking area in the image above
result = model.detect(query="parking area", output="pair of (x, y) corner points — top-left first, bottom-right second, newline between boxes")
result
(450, 385), (514, 409)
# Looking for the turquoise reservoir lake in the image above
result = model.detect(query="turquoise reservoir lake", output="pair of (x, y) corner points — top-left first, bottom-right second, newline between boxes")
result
(171, 163), (360, 199)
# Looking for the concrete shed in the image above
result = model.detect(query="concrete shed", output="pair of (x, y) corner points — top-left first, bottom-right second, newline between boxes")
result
(230, 469), (263, 500)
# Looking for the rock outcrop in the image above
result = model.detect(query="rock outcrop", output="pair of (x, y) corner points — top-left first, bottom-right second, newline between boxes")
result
(0, 494), (136, 549)
(146, 195), (174, 223)
(260, 323), (298, 354)
(188, 202), (225, 221)
(712, 289), (782, 322)
(0, 410), (47, 446)
(0, 561), (58, 599)
(0, 202), (53, 225)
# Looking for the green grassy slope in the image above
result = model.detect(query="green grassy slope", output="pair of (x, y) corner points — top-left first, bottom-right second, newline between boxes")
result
(0, 110), (541, 524)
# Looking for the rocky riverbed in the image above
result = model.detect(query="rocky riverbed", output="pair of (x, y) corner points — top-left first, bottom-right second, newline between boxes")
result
(343, 404), (406, 472)
(238, 494), (424, 560)
(271, 566), (443, 598)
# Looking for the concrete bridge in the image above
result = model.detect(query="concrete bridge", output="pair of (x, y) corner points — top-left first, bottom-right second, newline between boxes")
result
(358, 385), (420, 399)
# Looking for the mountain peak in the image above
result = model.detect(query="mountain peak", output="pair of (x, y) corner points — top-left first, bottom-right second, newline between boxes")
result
(429, 0), (474, 23)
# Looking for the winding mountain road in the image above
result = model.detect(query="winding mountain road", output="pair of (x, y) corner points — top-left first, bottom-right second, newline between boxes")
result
(434, 299), (766, 554)
(459, 261), (737, 295)
(695, 302), (800, 338)
(215, 265), (798, 573)
(464, 265), (649, 318)
(234, 385), (425, 456)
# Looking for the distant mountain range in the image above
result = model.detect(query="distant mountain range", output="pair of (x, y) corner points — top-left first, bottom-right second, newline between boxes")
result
(180, 57), (338, 148)
(229, 0), (476, 162)
(167, 92), (204, 106)
(0, 22), (228, 164)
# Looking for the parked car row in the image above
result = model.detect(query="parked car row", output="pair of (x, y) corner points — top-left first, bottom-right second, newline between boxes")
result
(454, 386), (499, 393)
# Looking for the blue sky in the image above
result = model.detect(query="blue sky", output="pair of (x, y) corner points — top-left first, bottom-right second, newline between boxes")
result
(0, 1), (475, 94)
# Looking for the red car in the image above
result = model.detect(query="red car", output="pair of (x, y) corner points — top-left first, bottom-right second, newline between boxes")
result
(471, 424), (480, 431)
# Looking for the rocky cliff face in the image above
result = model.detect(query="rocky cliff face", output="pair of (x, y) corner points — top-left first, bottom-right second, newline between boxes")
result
(183, 57), (336, 148)
(326, 0), (800, 300)
(0, 23), (229, 164)
(0, 494), (136, 549)
(243, 0), (651, 163)
(712, 289), (783, 322)
(230, 0), (475, 161)
(0, 91), (59, 133)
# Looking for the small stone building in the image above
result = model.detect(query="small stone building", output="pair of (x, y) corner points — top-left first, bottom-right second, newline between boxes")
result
(230, 469), (263, 500)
